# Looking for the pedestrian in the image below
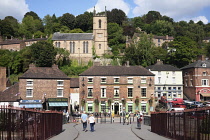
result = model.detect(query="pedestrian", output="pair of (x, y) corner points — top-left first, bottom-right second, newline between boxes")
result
(66, 111), (69, 123)
(89, 113), (95, 132)
(125, 112), (130, 125)
(81, 111), (88, 132)
(136, 111), (143, 129)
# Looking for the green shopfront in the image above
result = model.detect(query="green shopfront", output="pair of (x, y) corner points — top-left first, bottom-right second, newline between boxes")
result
(47, 98), (68, 111)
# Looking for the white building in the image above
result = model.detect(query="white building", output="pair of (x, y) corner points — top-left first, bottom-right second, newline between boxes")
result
(146, 60), (183, 100)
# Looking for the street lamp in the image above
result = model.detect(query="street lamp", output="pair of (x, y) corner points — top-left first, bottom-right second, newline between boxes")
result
(121, 98), (125, 124)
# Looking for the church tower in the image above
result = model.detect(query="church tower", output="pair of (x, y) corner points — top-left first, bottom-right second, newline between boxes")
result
(93, 7), (108, 57)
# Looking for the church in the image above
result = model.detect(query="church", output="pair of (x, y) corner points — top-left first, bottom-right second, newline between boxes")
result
(52, 8), (109, 63)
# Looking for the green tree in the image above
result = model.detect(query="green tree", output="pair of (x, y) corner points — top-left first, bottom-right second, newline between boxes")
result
(107, 9), (127, 25)
(123, 33), (156, 66)
(142, 11), (162, 24)
(166, 36), (201, 68)
(59, 13), (75, 30)
(150, 20), (175, 36)
(30, 41), (56, 67)
(75, 12), (93, 32)
(55, 48), (70, 67)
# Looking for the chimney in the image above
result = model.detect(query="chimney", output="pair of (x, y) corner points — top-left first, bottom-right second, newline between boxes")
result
(126, 61), (130, 67)
(166, 35), (168, 40)
(156, 59), (163, 65)
(29, 63), (36, 69)
(52, 64), (58, 69)
(32, 34), (34, 39)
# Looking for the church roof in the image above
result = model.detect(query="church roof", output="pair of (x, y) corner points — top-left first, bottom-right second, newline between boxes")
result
(52, 33), (94, 41)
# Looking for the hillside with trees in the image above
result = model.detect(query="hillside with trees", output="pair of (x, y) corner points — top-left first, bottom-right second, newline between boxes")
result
(1, 9), (210, 83)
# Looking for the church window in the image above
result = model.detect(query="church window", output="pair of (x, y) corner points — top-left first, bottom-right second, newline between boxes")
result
(83, 41), (88, 53)
(70, 42), (75, 53)
(99, 44), (101, 49)
(99, 19), (101, 28)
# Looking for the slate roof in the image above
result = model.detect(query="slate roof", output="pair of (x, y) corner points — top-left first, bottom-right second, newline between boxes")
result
(181, 60), (210, 70)
(146, 62), (180, 71)
(19, 64), (70, 80)
(79, 65), (155, 76)
(0, 82), (19, 101)
(52, 33), (94, 41)
(70, 78), (79, 88)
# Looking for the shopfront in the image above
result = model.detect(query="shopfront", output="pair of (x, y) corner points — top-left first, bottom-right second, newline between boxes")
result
(19, 100), (43, 109)
(47, 98), (68, 111)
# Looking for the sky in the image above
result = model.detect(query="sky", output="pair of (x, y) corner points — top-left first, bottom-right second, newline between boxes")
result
(1, 0), (210, 24)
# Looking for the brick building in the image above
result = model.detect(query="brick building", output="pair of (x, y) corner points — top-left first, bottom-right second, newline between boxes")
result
(18, 64), (71, 111)
(79, 65), (155, 115)
(181, 59), (210, 101)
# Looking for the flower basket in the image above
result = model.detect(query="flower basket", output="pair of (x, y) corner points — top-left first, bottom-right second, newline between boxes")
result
(108, 98), (112, 106)
(135, 97), (140, 106)
(94, 98), (99, 106)
(81, 98), (86, 107)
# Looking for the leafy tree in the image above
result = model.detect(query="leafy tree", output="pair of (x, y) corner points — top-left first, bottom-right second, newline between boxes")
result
(142, 11), (162, 24)
(24, 11), (41, 21)
(55, 48), (70, 67)
(30, 41), (56, 67)
(107, 23), (126, 57)
(107, 9), (127, 25)
(166, 36), (201, 68)
(59, 13), (75, 30)
(3, 16), (19, 37)
(123, 33), (156, 66)
(150, 20), (175, 36)
(75, 12), (93, 32)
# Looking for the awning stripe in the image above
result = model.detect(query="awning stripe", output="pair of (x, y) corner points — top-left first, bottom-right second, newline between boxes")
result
(49, 102), (68, 107)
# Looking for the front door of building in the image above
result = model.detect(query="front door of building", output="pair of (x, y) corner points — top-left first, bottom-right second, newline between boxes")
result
(114, 102), (119, 114)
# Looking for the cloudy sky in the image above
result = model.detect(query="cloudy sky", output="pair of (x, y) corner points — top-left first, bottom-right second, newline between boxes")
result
(0, 0), (210, 24)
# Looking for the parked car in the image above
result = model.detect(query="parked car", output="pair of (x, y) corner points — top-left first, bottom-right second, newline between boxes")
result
(185, 101), (203, 108)
(172, 103), (186, 108)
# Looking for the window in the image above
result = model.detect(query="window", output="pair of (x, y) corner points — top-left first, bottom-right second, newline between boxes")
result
(141, 78), (146, 83)
(128, 88), (133, 97)
(101, 88), (106, 97)
(173, 87), (176, 90)
(158, 39), (160, 42)
(157, 87), (161, 90)
(88, 88), (93, 97)
(88, 78), (93, 83)
(114, 88), (119, 97)
(127, 77), (133, 83)
(202, 63), (206, 67)
(56, 42), (60, 48)
(83, 41), (88, 53)
(158, 77), (161, 84)
(101, 101), (106, 111)
(202, 79), (208, 86)
(158, 71), (161, 75)
(141, 105), (146, 113)
(203, 72), (207, 76)
(70, 42), (75, 53)
(57, 88), (63, 97)
(26, 80), (33, 86)
(168, 87), (171, 90)
(168, 92), (172, 98)
(101, 77), (106, 83)
(172, 77), (176, 84)
(172, 71), (175, 75)
(99, 44), (101, 49)
(178, 87), (181, 90)
(114, 77), (119, 83)
(57, 80), (64, 86)
(158, 92), (161, 98)
(190, 79), (193, 86)
(141, 88), (146, 97)
(88, 103), (93, 112)
(128, 104), (133, 112)
(26, 88), (33, 97)
(99, 19), (101, 28)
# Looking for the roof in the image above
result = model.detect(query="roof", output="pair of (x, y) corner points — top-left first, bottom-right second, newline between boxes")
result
(153, 35), (174, 40)
(19, 64), (70, 80)
(79, 65), (155, 76)
(52, 33), (94, 41)
(146, 61), (180, 71)
(0, 39), (22, 45)
(181, 60), (210, 70)
(0, 82), (19, 101)
(70, 78), (79, 88)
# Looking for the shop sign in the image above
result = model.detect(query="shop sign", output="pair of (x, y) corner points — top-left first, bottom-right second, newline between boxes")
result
(20, 100), (42, 103)
(48, 98), (68, 102)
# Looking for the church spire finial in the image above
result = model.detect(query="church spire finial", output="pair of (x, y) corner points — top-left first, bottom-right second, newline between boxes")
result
(93, 6), (96, 16)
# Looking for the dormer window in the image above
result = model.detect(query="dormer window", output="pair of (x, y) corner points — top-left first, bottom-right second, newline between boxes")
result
(202, 63), (206, 67)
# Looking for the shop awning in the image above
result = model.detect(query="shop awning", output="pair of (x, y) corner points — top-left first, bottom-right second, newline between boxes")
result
(200, 93), (210, 97)
(49, 102), (68, 107)
(19, 104), (43, 108)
